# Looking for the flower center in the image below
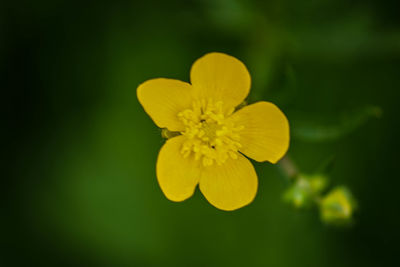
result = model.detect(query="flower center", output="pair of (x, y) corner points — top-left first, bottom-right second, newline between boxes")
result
(178, 99), (243, 166)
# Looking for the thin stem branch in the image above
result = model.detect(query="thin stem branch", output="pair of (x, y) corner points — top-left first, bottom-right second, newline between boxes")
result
(278, 155), (299, 180)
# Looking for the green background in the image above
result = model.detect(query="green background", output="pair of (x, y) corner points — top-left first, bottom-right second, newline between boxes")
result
(3, 0), (399, 266)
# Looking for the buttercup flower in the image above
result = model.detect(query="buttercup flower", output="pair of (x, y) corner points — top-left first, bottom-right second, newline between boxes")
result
(137, 52), (289, 210)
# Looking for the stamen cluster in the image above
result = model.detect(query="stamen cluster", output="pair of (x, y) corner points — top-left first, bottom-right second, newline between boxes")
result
(178, 99), (243, 166)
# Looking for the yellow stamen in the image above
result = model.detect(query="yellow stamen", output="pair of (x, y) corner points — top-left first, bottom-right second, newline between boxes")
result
(178, 99), (243, 166)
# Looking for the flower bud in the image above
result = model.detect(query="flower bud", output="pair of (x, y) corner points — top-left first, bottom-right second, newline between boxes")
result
(283, 174), (328, 208)
(320, 186), (356, 225)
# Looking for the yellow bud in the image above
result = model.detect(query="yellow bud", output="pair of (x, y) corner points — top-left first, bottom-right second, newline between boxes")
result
(320, 187), (356, 225)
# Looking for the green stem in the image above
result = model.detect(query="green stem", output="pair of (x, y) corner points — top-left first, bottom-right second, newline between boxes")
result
(278, 156), (298, 180)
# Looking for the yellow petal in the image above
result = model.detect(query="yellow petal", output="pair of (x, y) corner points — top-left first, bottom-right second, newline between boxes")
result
(137, 78), (193, 131)
(156, 135), (201, 202)
(229, 101), (290, 163)
(190, 52), (251, 111)
(199, 154), (258, 211)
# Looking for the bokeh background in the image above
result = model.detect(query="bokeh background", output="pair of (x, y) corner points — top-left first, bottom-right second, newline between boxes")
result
(3, 0), (400, 266)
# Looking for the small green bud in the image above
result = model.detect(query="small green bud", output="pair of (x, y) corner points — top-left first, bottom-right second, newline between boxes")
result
(320, 186), (356, 225)
(283, 183), (309, 208)
(283, 173), (328, 208)
(309, 174), (328, 194)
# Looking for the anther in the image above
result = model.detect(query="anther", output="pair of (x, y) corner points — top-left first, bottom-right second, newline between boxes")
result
(178, 99), (244, 166)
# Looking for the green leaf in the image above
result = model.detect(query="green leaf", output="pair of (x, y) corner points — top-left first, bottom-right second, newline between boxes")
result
(290, 106), (382, 142)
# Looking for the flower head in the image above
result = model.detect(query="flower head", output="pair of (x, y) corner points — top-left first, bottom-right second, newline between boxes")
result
(137, 52), (290, 210)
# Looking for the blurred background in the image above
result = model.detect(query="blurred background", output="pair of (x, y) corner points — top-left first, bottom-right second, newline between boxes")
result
(3, 0), (400, 266)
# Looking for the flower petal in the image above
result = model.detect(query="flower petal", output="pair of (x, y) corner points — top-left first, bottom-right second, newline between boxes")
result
(190, 52), (251, 111)
(156, 135), (201, 202)
(137, 78), (193, 131)
(199, 154), (258, 211)
(229, 101), (290, 163)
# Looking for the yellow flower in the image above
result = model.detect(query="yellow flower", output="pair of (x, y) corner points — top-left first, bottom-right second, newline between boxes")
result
(137, 52), (290, 211)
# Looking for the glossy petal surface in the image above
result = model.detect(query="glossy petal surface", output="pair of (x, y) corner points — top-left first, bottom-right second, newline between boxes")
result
(137, 78), (193, 131)
(229, 101), (290, 163)
(157, 136), (201, 201)
(190, 52), (251, 112)
(199, 153), (258, 211)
